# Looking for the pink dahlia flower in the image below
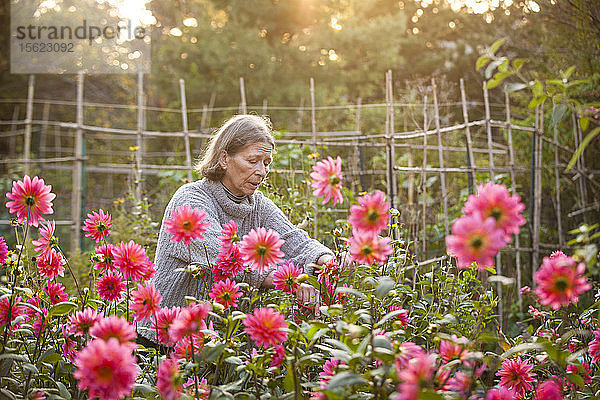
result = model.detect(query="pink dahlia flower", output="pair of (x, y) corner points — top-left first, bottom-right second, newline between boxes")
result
(533, 380), (563, 400)
(157, 357), (182, 400)
(36, 248), (66, 279)
(550, 250), (566, 259)
(390, 305), (409, 327)
(152, 306), (180, 346)
(169, 302), (211, 343)
(348, 230), (392, 265)
(440, 335), (471, 364)
(495, 357), (536, 397)
(463, 182), (525, 242)
(320, 357), (345, 383)
(165, 205), (210, 245)
(183, 377), (210, 399)
(112, 240), (154, 281)
(397, 353), (436, 386)
(212, 245), (245, 281)
(44, 281), (68, 305)
(68, 308), (101, 336)
(534, 254), (591, 310)
(567, 362), (591, 384)
(89, 316), (136, 346)
(83, 209), (112, 243)
(0, 296), (26, 328)
(270, 344), (286, 368)
(395, 342), (425, 370)
(32, 308), (48, 336)
(173, 334), (205, 360)
(243, 307), (288, 347)
(486, 387), (518, 400)
(5, 175), (56, 227)
(0, 236), (7, 265)
(239, 227), (285, 274)
(74, 338), (138, 400)
(92, 244), (116, 272)
(32, 221), (56, 257)
(219, 220), (239, 254)
(273, 260), (302, 293)
(310, 156), (344, 206)
(209, 278), (242, 309)
(445, 213), (506, 270)
(130, 281), (162, 322)
(588, 328), (600, 363)
(348, 190), (390, 235)
(96, 270), (126, 303)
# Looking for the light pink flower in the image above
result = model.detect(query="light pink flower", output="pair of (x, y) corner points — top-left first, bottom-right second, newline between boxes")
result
(169, 302), (211, 343)
(495, 357), (536, 397)
(445, 213), (506, 269)
(219, 220), (239, 254)
(6, 175), (56, 227)
(165, 205), (210, 245)
(243, 307), (288, 347)
(89, 316), (136, 347)
(36, 248), (66, 279)
(486, 387), (518, 400)
(550, 250), (566, 259)
(130, 282), (162, 322)
(348, 230), (392, 265)
(534, 254), (591, 310)
(96, 270), (126, 303)
(157, 357), (183, 400)
(212, 245), (245, 281)
(348, 190), (390, 235)
(273, 260), (302, 293)
(270, 344), (286, 368)
(395, 342), (425, 370)
(112, 240), (154, 281)
(74, 338), (138, 400)
(152, 307), (180, 346)
(44, 281), (68, 304)
(239, 227), (285, 274)
(32, 221), (56, 256)
(209, 278), (242, 309)
(310, 156), (343, 206)
(463, 182), (525, 242)
(397, 353), (435, 385)
(0, 236), (7, 265)
(68, 308), (101, 337)
(83, 209), (112, 243)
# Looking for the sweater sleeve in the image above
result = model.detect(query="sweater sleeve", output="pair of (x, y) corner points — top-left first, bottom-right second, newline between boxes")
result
(259, 195), (334, 275)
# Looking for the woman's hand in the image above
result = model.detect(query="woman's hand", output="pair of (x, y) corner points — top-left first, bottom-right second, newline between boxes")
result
(317, 252), (355, 272)
(296, 283), (321, 317)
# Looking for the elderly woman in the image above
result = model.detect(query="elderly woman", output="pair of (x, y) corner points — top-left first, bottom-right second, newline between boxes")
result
(139, 115), (335, 346)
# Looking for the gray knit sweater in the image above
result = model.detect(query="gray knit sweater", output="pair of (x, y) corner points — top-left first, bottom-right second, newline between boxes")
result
(139, 179), (332, 340)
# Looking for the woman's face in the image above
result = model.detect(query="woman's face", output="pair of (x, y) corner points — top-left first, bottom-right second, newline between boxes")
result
(220, 141), (273, 196)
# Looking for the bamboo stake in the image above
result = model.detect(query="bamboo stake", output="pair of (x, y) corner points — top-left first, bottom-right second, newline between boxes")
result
(40, 102), (50, 160)
(460, 79), (477, 187)
(70, 71), (84, 252)
(200, 104), (208, 132)
(552, 101), (564, 246)
(310, 78), (318, 238)
(262, 99), (268, 116)
(421, 94), (428, 256)
(483, 84), (495, 182)
(388, 70), (397, 210)
(532, 106), (542, 277)
(207, 92), (216, 127)
(432, 78), (449, 236)
(296, 98), (304, 131)
(179, 79), (193, 181)
(575, 116), (589, 222)
(9, 105), (19, 155)
(239, 77), (247, 114)
(135, 72), (144, 203)
(23, 75), (35, 176)
(571, 112), (587, 219)
(353, 97), (362, 194)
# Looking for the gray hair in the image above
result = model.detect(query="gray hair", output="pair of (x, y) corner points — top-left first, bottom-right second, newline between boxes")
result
(196, 114), (275, 181)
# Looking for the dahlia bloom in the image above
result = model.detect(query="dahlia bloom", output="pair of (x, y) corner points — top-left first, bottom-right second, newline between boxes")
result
(273, 260), (302, 293)
(89, 316), (136, 346)
(320, 358), (345, 382)
(533, 380), (563, 400)
(68, 308), (101, 336)
(25, 296), (41, 320)
(310, 156), (344, 206)
(183, 377), (210, 399)
(93, 244), (116, 272)
(445, 213), (506, 270)
(219, 220), (239, 254)
(130, 281), (162, 322)
(463, 182), (525, 242)
(243, 307), (288, 347)
(447, 371), (472, 397)
(157, 357), (183, 400)
(74, 338), (138, 400)
(96, 270), (126, 303)
(567, 362), (591, 384)
(165, 205), (210, 245)
(212, 245), (245, 281)
(44, 281), (68, 304)
(395, 342), (425, 370)
(112, 240), (154, 281)
(348, 230), (392, 265)
(209, 278), (242, 309)
(550, 250), (566, 259)
(32, 308), (48, 336)
(440, 335), (471, 364)
(486, 387), (518, 400)
(169, 302), (211, 343)
(83, 209), (112, 243)
(32, 221), (56, 256)
(270, 344), (286, 368)
(0, 236), (7, 265)
(397, 353), (436, 385)
(588, 328), (600, 363)
(5, 175), (56, 227)
(348, 190), (390, 235)
(173, 334), (206, 360)
(36, 248), (66, 279)
(152, 306), (180, 346)
(0, 296), (26, 328)
(495, 357), (536, 397)
(239, 227), (285, 273)
(390, 305), (409, 327)
(534, 253), (590, 310)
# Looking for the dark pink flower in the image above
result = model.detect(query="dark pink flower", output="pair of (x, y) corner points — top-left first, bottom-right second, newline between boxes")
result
(112, 240), (154, 281)
(348, 230), (392, 265)
(44, 281), (68, 304)
(243, 307), (288, 347)
(32, 308), (48, 336)
(169, 302), (211, 343)
(550, 250), (566, 259)
(96, 270), (126, 303)
(183, 377), (210, 399)
(567, 362), (591, 384)
(588, 328), (600, 363)
(209, 278), (242, 309)
(68, 308), (101, 337)
(445, 213), (506, 269)
(89, 316), (136, 347)
(157, 357), (182, 400)
(390, 305), (409, 327)
(310, 156), (343, 206)
(397, 353), (435, 385)
(320, 357), (345, 383)
(0, 236), (7, 265)
(269, 344), (286, 368)
(36, 248), (66, 279)
(495, 357), (536, 397)
(486, 387), (518, 400)
(152, 307), (180, 346)
(439, 335), (471, 364)
(239, 228), (285, 274)
(273, 260), (302, 293)
(348, 190), (390, 235)
(32, 221), (56, 256)
(395, 342), (425, 370)
(533, 380), (563, 400)
(218, 220), (239, 254)
(212, 246), (245, 281)
(130, 282), (162, 322)
(74, 338), (138, 400)
(0, 296), (26, 329)
(172, 334), (205, 360)
(92, 244), (117, 272)
(6, 175), (56, 227)
(534, 254), (591, 310)
(83, 209), (112, 243)
(165, 205), (210, 245)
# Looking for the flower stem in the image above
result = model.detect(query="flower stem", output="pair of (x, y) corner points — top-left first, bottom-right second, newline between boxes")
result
(57, 246), (84, 304)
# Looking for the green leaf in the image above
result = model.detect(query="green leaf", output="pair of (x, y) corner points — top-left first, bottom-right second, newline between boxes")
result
(489, 38), (506, 55)
(563, 66), (576, 80)
(579, 117), (589, 131)
(528, 95), (547, 109)
(485, 59), (504, 79)
(476, 56), (490, 71)
(375, 277), (395, 299)
(48, 302), (77, 317)
(566, 126), (600, 171)
(485, 78), (503, 90)
(203, 343), (227, 363)
(133, 383), (157, 394)
(499, 343), (543, 360)
(418, 390), (445, 400)
(505, 83), (527, 92)
(551, 103), (568, 127)
(513, 58), (526, 72)
(326, 371), (367, 391)
(335, 286), (367, 300)
(566, 372), (586, 389)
